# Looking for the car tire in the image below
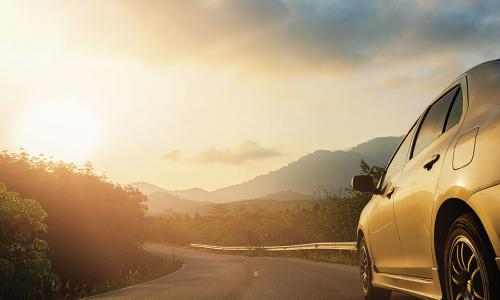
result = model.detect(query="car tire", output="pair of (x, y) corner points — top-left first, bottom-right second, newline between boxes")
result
(444, 213), (499, 300)
(359, 237), (391, 300)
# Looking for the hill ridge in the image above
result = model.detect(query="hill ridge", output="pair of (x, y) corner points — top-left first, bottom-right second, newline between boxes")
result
(132, 135), (402, 207)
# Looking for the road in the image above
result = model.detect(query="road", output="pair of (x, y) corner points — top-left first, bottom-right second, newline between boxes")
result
(89, 244), (418, 300)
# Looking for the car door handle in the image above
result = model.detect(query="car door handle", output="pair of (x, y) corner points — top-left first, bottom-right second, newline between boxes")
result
(423, 154), (440, 171)
(387, 187), (395, 199)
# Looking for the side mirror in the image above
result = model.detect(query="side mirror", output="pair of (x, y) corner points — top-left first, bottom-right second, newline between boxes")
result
(351, 175), (381, 195)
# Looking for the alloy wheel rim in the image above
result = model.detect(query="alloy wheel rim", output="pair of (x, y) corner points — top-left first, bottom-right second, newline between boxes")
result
(448, 235), (488, 300)
(360, 244), (369, 295)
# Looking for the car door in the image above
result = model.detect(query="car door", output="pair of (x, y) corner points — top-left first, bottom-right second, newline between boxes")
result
(393, 79), (466, 279)
(368, 121), (417, 275)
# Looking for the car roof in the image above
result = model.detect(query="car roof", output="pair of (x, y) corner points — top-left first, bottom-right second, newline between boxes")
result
(463, 58), (500, 76)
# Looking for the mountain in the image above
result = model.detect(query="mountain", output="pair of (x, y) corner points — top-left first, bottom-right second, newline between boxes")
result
(145, 192), (315, 215)
(132, 136), (402, 205)
(349, 136), (402, 163)
(146, 191), (212, 215)
(203, 136), (401, 202)
(130, 182), (213, 201)
(173, 188), (213, 202)
(130, 182), (167, 195)
(207, 150), (368, 202)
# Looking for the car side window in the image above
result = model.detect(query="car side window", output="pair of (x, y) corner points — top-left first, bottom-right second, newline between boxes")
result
(380, 122), (417, 189)
(444, 88), (463, 131)
(412, 86), (459, 157)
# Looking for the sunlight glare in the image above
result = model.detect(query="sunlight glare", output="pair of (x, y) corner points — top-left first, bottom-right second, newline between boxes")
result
(16, 102), (101, 163)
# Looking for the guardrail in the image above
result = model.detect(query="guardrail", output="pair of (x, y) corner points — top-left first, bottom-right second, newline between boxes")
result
(190, 242), (357, 252)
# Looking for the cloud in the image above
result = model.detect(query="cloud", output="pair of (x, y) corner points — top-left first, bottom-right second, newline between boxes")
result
(160, 149), (183, 161)
(249, 0), (500, 68)
(8, 0), (500, 71)
(161, 141), (283, 164)
(125, 0), (500, 69)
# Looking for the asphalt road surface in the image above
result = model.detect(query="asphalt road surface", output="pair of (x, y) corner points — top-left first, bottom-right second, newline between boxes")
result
(89, 244), (419, 300)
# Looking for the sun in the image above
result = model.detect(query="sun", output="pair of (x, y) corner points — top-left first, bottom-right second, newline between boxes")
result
(16, 102), (101, 163)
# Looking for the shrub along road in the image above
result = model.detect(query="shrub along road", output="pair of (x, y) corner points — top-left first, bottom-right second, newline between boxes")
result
(89, 244), (417, 300)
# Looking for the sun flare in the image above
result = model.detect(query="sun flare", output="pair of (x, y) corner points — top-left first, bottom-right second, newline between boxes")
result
(15, 102), (101, 163)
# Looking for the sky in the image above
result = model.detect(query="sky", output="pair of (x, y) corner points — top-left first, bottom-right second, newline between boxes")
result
(1, 0), (500, 190)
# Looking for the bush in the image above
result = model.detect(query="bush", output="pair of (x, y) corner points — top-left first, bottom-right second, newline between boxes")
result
(0, 151), (147, 288)
(0, 183), (59, 299)
(145, 160), (382, 248)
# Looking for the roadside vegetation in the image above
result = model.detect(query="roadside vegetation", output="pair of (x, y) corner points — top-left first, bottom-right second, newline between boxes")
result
(195, 247), (359, 265)
(0, 183), (59, 299)
(262, 249), (359, 265)
(0, 151), (182, 299)
(0, 150), (381, 298)
(57, 251), (182, 299)
(145, 160), (384, 263)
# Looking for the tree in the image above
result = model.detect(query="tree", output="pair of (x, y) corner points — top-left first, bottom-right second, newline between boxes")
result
(145, 159), (386, 248)
(0, 183), (59, 299)
(0, 151), (148, 288)
(344, 159), (385, 199)
(359, 159), (385, 183)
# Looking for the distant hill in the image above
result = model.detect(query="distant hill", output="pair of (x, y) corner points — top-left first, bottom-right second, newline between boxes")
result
(130, 182), (213, 201)
(146, 191), (212, 215)
(131, 182), (167, 195)
(173, 188), (213, 202)
(145, 192), (315, 215)
(200, 136), (401, 202)
(132, 136), (402, 206)
(208, 150), (369, 202)
(349, 136), (402, 162)
(258, 190), (315, 201)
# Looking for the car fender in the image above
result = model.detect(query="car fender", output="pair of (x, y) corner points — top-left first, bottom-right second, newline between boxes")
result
(357, 197), (374, 252)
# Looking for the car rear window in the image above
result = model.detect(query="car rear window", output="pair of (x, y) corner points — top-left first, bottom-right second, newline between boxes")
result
(444, 88), (463, 131)
(412, 86), (459, 157)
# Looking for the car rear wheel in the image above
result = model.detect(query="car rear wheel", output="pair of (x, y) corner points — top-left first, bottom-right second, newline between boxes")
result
(444, 214), (499, 300)
(359, 237), (391, 300)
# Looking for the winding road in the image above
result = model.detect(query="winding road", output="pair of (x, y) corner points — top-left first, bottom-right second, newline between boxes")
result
(89, 244), (418, 300)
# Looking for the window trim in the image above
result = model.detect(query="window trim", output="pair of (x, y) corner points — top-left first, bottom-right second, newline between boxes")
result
(409, 84), (461, 159)
(442, 86), (462, 133)
(378, 119), (419, 190)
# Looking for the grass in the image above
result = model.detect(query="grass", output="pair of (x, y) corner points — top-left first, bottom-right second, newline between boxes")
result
(59, 248), (184, 299)
(192, 246), (359, 266)
(257, 249), (359, 265)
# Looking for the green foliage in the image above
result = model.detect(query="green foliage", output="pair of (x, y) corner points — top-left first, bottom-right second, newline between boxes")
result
(56, 248), (183, 299)
(0, 151), (148, 291)
(248, 249), (358, 265)
(0, 183), (59, 299)
(359, 159), (385, 183)
(344, 159), (385, 199)
(146, 160), (383, 249)
(145, 195), (363, 246)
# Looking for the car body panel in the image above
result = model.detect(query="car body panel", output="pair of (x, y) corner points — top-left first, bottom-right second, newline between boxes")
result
(466, 184), (500, 257)
(395, 133), (450, 278)
(431, 61), (500, 260)
(372, 269), (442, 300)
(357, 60), (500, 299)
(393, 75), (468, 279)
(367, 171), (406, 275)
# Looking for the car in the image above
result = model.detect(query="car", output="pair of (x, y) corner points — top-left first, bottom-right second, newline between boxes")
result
(351, 59), (500, 300)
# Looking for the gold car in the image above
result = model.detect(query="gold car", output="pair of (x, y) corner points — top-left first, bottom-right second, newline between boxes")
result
(352, 59), (500, 300)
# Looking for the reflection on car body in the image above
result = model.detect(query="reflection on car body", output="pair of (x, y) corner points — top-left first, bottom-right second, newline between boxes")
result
(352, 59), (500, 300)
